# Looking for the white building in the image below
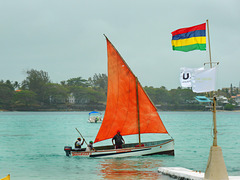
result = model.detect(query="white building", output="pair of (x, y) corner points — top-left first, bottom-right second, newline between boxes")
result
(68, 93), (75, 104)
(217, 96), (228, 104)
(231, 94), (240, 106)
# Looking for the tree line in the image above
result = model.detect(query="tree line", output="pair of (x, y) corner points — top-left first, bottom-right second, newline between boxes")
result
(0, 69), (107, 111)
(0, 69), (238, 111)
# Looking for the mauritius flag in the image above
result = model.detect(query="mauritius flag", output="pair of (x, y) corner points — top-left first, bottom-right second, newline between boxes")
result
(171, 23), (206, 52)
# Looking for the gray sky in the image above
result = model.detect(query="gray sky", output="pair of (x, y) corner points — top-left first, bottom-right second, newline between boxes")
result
(1, 0), (240, 90)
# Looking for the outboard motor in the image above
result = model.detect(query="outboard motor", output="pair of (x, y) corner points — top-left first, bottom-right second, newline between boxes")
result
(64, 146), (72, 156)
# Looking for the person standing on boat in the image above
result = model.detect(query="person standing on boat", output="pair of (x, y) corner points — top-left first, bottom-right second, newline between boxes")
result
(75, 137), (84, 150)
(112, 131), (125, 149)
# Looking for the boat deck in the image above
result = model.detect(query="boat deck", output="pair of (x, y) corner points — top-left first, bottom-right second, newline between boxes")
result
(158, 167), (240, 180)
(68, 139), (174, 157)
(71, 139), (173, 152)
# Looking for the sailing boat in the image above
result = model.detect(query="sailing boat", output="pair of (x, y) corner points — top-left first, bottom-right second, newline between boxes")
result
(64, 36), (174, 158)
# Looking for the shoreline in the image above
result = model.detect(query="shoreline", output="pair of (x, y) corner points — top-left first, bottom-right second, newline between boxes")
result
(1, 109), (240, 112)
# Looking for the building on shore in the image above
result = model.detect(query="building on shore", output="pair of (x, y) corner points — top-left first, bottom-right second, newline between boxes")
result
(231, 94), (240, 107)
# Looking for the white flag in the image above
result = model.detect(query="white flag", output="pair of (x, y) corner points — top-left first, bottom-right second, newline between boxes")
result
(192, 67), (216, 93)
(180, 67), (204, 87)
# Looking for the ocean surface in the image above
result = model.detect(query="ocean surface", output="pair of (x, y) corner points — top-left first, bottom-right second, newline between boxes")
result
(0, 111), (239, 180)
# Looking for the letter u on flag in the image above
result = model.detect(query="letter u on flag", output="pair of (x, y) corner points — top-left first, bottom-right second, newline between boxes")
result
(171, 23), (206, 52)
(180, 67), (204, 88)
(180, 67), (217, 93)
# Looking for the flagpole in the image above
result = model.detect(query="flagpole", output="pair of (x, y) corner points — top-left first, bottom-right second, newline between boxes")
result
(206, 19), (217, 146)
(204, 19), (229, 180)
(206, 19), (212, 68)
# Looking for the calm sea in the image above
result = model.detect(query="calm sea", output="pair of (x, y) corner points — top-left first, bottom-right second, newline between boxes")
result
(0, 111), (239, 179)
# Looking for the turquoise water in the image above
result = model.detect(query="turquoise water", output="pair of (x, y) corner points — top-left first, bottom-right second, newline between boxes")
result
(0, 111), (239, 179)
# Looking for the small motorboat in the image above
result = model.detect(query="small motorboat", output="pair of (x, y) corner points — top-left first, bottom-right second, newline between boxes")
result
(88, 111), (102, 123)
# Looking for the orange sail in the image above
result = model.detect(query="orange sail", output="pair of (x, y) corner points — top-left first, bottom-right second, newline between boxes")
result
(94, 37), (168, 143)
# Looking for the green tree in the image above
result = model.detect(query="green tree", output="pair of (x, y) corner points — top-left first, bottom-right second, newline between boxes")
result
(69, 86), (105, 104)
(66, 77), (89, 87)
(0, 81), (14, 109)
(169, 88), (197, 105)
(155, 86), (171, 104)
(144, 86), (171, 105)
(21, 69), (51, 103)
(45, 83), (68, 104)
(89, 73), (108, 94)
(224, 103), (235, 111)
(144, 86), (156, 102)
(13, 81), (20, 90)
(13, 90), (37, 107)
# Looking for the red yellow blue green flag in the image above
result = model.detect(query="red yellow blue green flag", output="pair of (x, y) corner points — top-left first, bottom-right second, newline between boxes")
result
(171, 23), (206, 52)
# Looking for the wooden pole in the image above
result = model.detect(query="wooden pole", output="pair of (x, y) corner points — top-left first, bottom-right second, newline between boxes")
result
(212, 96), (217, 146)
(207, 19), (217, 146)
(75, 128), (88, 146)
(204, 20), (229, 180)
(136, 77), (141, 147)
(206, 19), (212, 68)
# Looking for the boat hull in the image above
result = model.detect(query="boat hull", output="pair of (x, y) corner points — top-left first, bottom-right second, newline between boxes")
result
(88, 116), (102, 123)
(65, 139), (174, 158)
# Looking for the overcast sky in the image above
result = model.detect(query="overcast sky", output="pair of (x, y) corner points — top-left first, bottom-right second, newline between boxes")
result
(1, 0), (240, 90)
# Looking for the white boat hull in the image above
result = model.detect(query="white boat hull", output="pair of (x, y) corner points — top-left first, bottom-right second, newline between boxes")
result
(88, 116), (102, 123)
(65, 139), (174, 158)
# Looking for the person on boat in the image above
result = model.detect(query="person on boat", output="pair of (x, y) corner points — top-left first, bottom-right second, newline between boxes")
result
(75, 137), (84, 150)
(85, 141), (96, 151)
(95, 116), (99, 123)
(112, 130), (125, 149)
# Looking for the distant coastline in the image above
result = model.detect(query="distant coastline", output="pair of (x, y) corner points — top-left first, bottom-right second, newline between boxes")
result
(1, 70), (239, 112)
(1, 108), (240, 112)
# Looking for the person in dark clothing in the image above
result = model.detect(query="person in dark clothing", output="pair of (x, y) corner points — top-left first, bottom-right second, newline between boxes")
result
(75, 137), (84, 149)
(112, 131), (125, 149)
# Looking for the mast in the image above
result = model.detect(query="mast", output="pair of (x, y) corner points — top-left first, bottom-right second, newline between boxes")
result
(136, 77), (141, 147)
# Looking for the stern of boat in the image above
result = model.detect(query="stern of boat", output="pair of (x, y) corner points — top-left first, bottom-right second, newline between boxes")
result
(64, 146), (72, 156)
